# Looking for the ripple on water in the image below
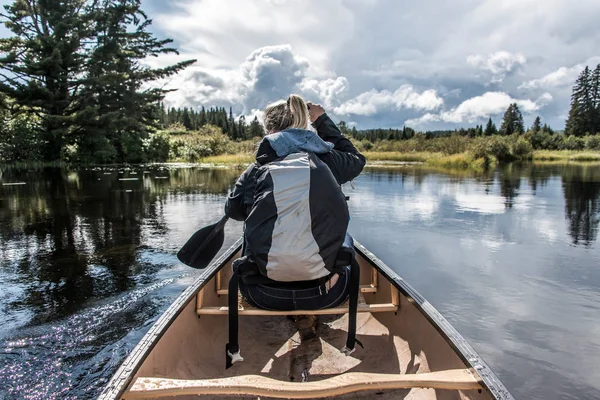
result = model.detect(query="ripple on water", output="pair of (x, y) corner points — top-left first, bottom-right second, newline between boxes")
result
(0, 279), (173, 400)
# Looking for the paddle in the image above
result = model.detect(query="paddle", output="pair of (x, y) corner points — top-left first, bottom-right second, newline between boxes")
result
(177, 215), (229, 269)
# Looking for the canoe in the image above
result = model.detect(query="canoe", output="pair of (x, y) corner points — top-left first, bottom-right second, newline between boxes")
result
(99, 238), (514, 400)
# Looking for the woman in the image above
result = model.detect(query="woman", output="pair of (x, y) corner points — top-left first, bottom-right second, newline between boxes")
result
(225, 94), (365, 309)
(223, 95), (365, 365)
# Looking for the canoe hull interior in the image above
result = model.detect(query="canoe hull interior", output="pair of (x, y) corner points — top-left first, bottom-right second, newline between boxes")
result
(100, 240), (512, 400)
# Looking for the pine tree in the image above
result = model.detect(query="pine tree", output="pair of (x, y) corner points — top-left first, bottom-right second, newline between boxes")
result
(199, 106), (206, 126)
(237, 115), (246, 139)
(76, 0), (195, 162)
(484, 118), (498, 136)
(249, 116), (264, 138)
(500, 103), (525, 135)
(182, 108), (192, 130)
(531, 116), (542, 133)
(0, 0), (100, 160)
(591, 64), (600, 135)
(566, 66), (594, 136)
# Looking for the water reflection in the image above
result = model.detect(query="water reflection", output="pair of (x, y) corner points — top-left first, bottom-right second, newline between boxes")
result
(349, 164), (600, 400)
(0, 166), (241, 329)
(1, 163), (600, 400)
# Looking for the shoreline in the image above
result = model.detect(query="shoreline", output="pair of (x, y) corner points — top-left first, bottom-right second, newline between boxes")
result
(2, 150), (600, 171)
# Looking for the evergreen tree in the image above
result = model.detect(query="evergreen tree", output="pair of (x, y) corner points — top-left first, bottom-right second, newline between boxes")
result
(182, 108), (192, 130)
(0, 0), (99, 160)
(500, 103), (525, 135)
(249, 116), (264, 138)
(531, 116), (542, 133)
(0, 0), (195, 162)
(484, 117), (498, 136)
(566, 66), (594, 136)
(199, 106), (206, 126)
(591, 65), (600, 134)
(76, 0), (195, 162)
(237, 115), (246, 139)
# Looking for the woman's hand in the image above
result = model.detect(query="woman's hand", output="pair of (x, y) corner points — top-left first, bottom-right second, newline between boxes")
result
(307, 102), (325, 122)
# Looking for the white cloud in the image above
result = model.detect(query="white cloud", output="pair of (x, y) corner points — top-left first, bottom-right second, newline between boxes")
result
(467, 51), (527, 83)
(299, 77), (349, 108)
(406, 91), (552, 126)
(143, 0), (600, 129)
(519, 57), (600, 90)
(157, 44), (351, 115)
(333, 85), (444, 116)
(519, 65), (582, 90)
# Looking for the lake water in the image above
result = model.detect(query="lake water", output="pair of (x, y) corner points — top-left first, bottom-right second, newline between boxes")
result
(1, 163), (599, 399)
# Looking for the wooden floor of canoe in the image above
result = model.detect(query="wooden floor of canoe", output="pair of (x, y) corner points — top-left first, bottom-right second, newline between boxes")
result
(128, 312), (488, 400)
(110, 245), (505, 400)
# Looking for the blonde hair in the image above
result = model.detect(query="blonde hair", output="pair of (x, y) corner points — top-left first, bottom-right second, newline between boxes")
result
(263, 94), (309, 134)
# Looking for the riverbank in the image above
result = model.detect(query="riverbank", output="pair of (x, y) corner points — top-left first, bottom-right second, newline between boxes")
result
(3, 150), (600, 172)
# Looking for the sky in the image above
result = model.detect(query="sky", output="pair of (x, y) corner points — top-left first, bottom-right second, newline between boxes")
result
(3, 0), (600, 130)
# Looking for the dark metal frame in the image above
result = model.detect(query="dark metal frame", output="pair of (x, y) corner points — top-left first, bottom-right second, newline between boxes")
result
(98, 237), (514, 400)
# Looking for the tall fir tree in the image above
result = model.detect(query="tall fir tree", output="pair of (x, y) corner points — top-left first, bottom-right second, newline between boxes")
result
(500, 103), (524, 135)
(0, 0), (195, 162)
(591, 65), (600, 134)
(484, 117), (498, 136)
(0, 0), (99, 160)
(249, 116), (264, 138)
(237, 115), (246, 139)
(76, 0), (195, 162)
(531, 116), (542, 133)
(566, 66), (594, 136)
(182, 108), (192, 130)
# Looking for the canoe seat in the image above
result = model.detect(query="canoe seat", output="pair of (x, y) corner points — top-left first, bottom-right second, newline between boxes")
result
(196, 291), (398, 316)
(124, 370), (483, 399)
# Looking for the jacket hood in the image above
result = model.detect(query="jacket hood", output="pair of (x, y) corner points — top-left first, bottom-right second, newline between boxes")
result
(261, 128), (334, 159)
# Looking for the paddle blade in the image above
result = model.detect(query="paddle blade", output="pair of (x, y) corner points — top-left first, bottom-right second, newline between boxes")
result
(177, 216), (228, 269)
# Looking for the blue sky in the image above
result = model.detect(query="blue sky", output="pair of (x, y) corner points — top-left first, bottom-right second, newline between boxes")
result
(3, 0), (600, 130)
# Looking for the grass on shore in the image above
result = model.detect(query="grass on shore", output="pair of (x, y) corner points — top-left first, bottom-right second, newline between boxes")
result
(197, 153), (255, 167)
(533, 150), (600, 162)
(363, 151), (491, 171)
(188, 151), (494, 172)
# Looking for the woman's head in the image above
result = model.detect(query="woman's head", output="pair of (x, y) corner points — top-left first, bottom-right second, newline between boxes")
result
(263, 94), (309, 134)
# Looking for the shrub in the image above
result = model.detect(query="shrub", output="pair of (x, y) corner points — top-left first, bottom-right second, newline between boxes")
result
(0, 112), (44, 163)
(144, 131), (171, 162)
(511, 136), (533, 160)
(584, 135), (600, 150)
(561, 135), (585, 150)
(469, 136), (512, 161)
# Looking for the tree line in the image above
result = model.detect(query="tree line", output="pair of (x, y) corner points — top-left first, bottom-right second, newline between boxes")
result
(157, 105), (264, 140)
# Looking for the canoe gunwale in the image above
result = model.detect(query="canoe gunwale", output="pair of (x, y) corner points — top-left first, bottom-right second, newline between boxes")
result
(353, 241), (514, 400)
(98, 237), (244, 400)
(99, 236), (514, 400)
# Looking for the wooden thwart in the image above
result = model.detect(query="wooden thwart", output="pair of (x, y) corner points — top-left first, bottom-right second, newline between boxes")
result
(196, 302), (398, 316)
(196, 291), (397, 316)
(125, 369), (482, 399)
(214, 267), (382, 296)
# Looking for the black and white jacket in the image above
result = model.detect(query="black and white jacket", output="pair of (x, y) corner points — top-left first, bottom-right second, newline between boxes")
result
(225, 114), (366, 282)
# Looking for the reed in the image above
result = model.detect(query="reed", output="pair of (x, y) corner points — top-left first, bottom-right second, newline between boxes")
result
(533, 150), (600, 162)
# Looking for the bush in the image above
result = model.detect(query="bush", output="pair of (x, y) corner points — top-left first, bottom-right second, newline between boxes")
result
(167, 125), (241, 162)
(144, 131), (171, 162)
(584, 135), (600, 150)
(469, 136), (512, 161)
(0, 112), (44, 163)
(561, 135), (585, 150)
(511, 136), (533, 160)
